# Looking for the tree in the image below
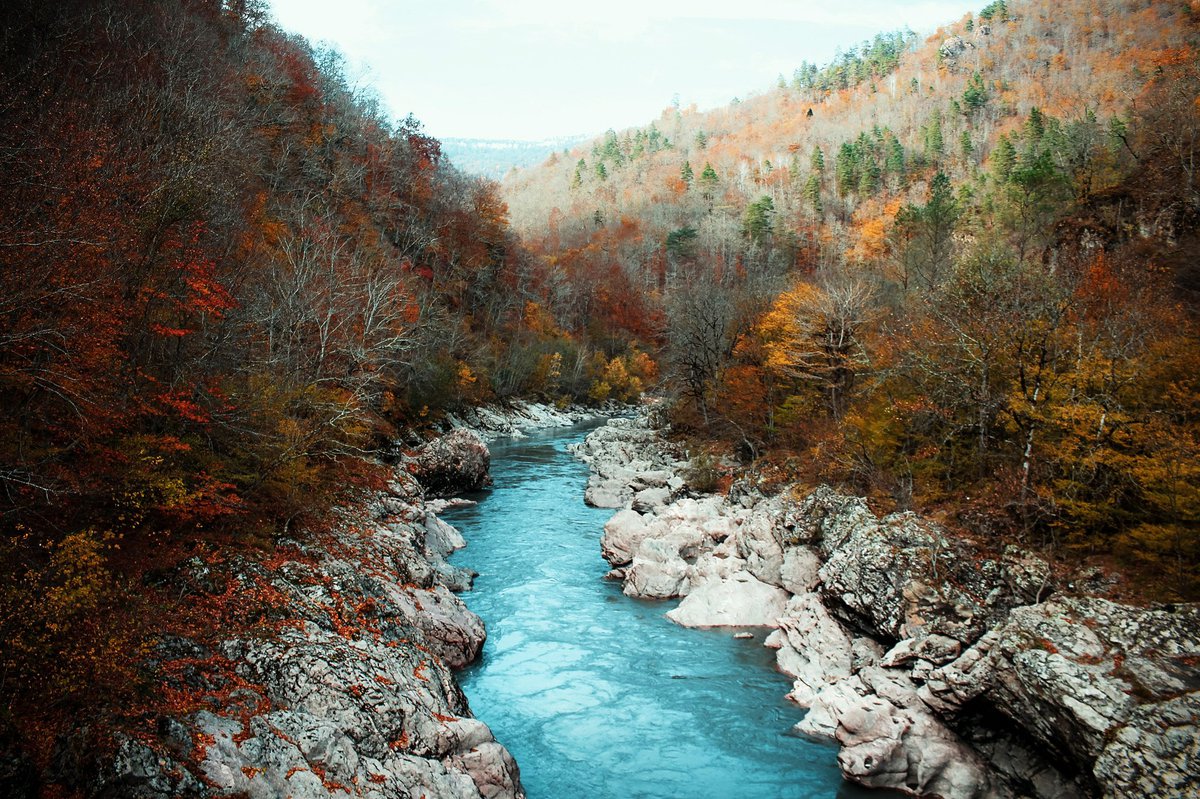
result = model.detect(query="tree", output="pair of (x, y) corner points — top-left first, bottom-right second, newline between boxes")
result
(885, 134), (906, 178)
(699, 162), (720, 199)
(991, 134), (1016, 182)
(835, 141), (859, 195)
(924, 111), (945, 161)
(743, 196), (775, 243)
(963, 71), (989, 113)
(803, 173), (823, 215)
(892, 172), (959, 292)
(811, 145), (826, 172)
(681, 160), (694, 188)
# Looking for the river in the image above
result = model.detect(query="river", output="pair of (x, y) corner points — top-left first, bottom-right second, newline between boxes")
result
(443, 422), (881, 799)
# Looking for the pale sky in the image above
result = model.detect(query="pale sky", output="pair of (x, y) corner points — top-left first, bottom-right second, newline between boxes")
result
(268, 0), (967, 140)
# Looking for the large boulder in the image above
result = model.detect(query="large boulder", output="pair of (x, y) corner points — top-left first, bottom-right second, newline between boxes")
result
(767, 593), (856, 706)
(976, 598), (1200, 795)
(665, 571), (788, 627)
(817, 503), (1049, 648)
(412, 429), (491, 497)
(797, 667), (1005, 798)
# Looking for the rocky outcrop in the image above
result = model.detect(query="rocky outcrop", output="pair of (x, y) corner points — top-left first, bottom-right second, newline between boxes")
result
(412, 429), (492, 497)
(569, 416), (685, 509)
(71, 428), (526, 799)
(575, 414), (1200, 799)
(442, 400), (602, 443)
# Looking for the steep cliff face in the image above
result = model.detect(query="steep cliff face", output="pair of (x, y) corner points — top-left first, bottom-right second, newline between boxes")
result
(576, 414), (1200, 799)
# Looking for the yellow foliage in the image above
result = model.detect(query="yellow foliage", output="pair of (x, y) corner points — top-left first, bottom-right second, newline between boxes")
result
(755, 282), (820, 375)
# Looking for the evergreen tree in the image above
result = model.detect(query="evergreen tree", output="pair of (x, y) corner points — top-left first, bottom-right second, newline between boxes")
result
(1025, 107), (1046, 142)
(961, 130), (974, 160)
(886, 134), (906, 177)
(571, 159), (586, 190)
(595, 161), (608, 181)
(699, 162), (719, 196)
(743, 196), (775, 243)
(695, 130), (708, 150)
(631, 130), (646, 160)
(811, 145), (825, 172)
(924, 111), (945, 160)
(963, 71), (988, 112)
(835, 141), (859, 195)
(803, 173), (823, 214)
(601, 129), (624, 168)
(858, 161), (882, 195)
(648, 124), (663, 152)
(681, 160), (694, 188)
(991, 134), (1016, 182)
(979, 0), (1008, 21)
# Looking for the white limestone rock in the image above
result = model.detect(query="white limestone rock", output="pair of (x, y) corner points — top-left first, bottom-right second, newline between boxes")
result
(666, 571), (788, 628)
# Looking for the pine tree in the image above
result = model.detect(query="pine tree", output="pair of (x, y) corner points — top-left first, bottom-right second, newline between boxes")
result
(961, 130), (974, 160)
(595, 161), (608, 181)
(963, 71), (988, 112)
(1025, 107), (1046, 142)
(743, 196), (775, 243)
(803, 173), (823, 214)
(991, 134), (1016, 182)
(811, 145), (825, 172)
(835, 141), (859, 195)
(858, 161), (882, 195)
(699, 162), (719, 195)
(885, 134), (906, 177)
(571, 159), (586, 190)
(681, 160), (694, 188)
(695, 130), (708, 150)
(924, 112), (945, 160)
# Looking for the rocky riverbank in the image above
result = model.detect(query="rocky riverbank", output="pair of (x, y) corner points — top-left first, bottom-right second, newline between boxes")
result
(59, 402), (598, 799)
(572, 414), (1200, 799)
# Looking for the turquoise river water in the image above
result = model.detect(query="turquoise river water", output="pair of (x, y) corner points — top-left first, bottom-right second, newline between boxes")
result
(443, 422), (884, 799)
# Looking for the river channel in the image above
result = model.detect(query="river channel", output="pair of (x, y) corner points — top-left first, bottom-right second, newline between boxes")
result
(444, 422), (879, 799)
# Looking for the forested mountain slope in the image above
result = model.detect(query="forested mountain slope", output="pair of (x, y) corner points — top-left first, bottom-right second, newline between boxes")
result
(503, 0), (1200, 599)
(0, 0), (648, 777)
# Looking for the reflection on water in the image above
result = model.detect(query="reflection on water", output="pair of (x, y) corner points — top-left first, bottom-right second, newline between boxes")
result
(444, 424), (881, 799)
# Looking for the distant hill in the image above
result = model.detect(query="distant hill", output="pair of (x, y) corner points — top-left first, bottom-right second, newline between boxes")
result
(441, 136), (589, 180)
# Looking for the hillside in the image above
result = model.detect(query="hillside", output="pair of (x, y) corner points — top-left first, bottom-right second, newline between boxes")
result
(0, 0), (649, 785)
(502, 0), (1200, 599)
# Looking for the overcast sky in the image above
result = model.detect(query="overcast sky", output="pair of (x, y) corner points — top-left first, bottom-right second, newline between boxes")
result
(268, 0), (966, 141)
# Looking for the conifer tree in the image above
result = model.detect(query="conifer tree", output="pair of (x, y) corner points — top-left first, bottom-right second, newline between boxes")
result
(811, 145), (825, 172)
(924, 111), (945, 160)
(886, 134), (905, 177)
(681, 160), (694, 188)
(991, 134), (1016, 182)
(963, 71), (988, 112)
(803, 173), (823, 214)
(835, 141), (859, 195)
